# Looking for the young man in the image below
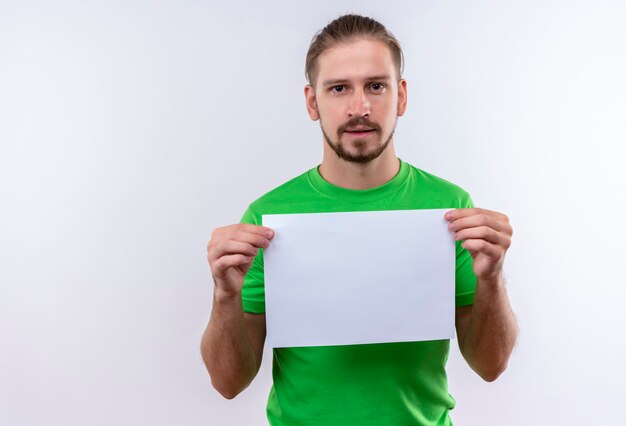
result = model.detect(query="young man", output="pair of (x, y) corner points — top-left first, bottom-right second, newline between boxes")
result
(201, 14), (517, 425)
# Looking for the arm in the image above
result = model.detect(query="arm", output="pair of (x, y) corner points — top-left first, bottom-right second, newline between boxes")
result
(446, 208), (518, 382)
(200, 224), (274, 399)
(455, 276), (517, 381)
(201, 300), (266, 399)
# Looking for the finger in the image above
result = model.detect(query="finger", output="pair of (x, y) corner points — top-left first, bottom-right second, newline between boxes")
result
(212, 223), (275, 241)
(445, 208), (509, 223)
(209, 240), (260, 263)
(454, 226), (512, 248)
(236, 223), (275, 238)
(461, 239), (504, 259)
(448, 213), (513, 235)
(449, 214), (512, 236)
(226, 230), (273, 249)
(208, 229), (272, 255)
(211, 253), (254, 276)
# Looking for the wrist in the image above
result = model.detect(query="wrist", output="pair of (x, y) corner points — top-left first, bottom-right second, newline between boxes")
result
(476, 272), (505, 289)
(213, 282), (242, 304)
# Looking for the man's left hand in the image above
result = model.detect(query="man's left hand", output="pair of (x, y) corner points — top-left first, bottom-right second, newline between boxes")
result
(445, 208), (513, 282)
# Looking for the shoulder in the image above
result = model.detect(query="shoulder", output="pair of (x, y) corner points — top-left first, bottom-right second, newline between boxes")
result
(407, 163), (470, 195)
(249, 168), (313, 209)
(240, 167), (314, 223)
(403, 161), (474, 207)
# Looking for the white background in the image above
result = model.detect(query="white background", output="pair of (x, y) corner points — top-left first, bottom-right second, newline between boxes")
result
(1, 1), (625, 425)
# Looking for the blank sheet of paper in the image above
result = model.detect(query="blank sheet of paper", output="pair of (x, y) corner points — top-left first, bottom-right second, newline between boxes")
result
(262, 209), (455, 348)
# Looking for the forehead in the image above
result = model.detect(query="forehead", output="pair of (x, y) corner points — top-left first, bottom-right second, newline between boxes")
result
(316, 39), (395, 83)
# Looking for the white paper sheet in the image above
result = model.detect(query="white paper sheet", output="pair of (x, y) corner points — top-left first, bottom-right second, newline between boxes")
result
(262, 209), (456, 348)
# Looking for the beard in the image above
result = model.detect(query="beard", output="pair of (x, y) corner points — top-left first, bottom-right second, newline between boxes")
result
(319, 116), (396, 164)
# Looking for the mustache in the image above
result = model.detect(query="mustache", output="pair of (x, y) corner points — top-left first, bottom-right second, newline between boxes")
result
(338, 118), (380, 133)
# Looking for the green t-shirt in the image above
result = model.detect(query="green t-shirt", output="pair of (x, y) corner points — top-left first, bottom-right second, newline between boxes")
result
(240, 158), (476, 426)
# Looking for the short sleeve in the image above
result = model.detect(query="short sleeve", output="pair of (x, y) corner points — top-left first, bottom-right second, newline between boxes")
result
(240, 205), (266, 313)
(454, 193), (477, 306)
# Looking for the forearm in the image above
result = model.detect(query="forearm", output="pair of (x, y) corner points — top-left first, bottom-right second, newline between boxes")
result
(460, 274), (518, 381)
(200, 290), (258, 399)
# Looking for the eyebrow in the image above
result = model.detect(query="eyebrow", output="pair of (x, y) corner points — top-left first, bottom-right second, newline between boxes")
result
(321, 75), (392, 87)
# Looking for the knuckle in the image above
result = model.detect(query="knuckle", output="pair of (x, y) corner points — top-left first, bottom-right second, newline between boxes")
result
(251, 235), (266, 248)
(211, 257), (224, 272)
(211, 226), (225, 238)
(207, 241), (218, 257)
(237, 230), (252, 242)
(214, 239), (227, 252)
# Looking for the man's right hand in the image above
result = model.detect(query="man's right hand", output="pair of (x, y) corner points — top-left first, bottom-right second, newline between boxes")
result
(203, 223), (272, 398)
(207, 224), (274, 297)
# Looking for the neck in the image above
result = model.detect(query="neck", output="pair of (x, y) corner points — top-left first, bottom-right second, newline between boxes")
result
(318, 142), (400, 190)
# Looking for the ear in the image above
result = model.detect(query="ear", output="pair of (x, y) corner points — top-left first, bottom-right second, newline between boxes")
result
(304, 84), (319, 121)
(396, 79), (407, 116)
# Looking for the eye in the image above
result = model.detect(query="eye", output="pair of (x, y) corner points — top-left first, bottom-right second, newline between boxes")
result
(370, 82), (385, 91)
(330, 85), (345, 93)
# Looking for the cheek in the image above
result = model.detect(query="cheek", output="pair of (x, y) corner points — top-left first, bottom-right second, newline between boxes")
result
(375, 95), (396, 109)
(317, 106), (342, 126)
(377, 98), (399, 121)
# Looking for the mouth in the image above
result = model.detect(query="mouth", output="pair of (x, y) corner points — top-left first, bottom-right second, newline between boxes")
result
(344, 129), (376, 136)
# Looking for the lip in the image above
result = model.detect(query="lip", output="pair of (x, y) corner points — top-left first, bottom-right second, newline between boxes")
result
(344, 129), (376, 137)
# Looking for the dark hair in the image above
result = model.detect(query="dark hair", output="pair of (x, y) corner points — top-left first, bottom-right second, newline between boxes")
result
(305, 14), (404, 86)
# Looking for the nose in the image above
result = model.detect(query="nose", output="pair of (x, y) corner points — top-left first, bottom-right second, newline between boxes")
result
(347, 88), (371, 118)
